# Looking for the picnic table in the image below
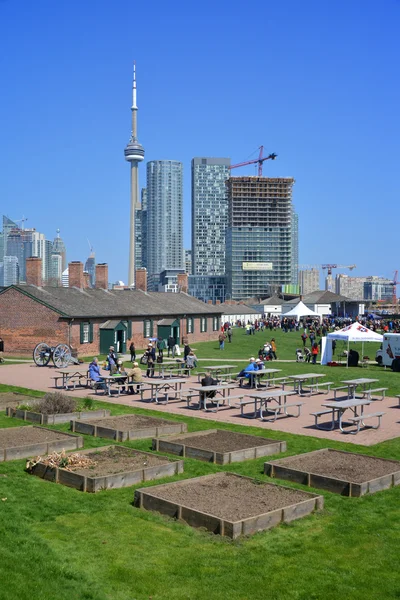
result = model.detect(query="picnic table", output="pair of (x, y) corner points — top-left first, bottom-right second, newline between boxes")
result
(339, 378), (379, 400)
(155, 361), (183, 378)
(142, 378), (188, 404)
(54, 368), (89, 390)
(100, 374), (129, 396)
(239, 389), (300, 420)
(319, 398), (373, 434)
(198, 365), (236, 382)
(287, 373), (327, 396)
(250, 368), (282, 389)
(187, 383), (241, 412)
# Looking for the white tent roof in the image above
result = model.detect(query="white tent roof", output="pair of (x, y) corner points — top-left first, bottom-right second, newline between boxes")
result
(327, 322), (383, 342)
(281, 301), (320, 320)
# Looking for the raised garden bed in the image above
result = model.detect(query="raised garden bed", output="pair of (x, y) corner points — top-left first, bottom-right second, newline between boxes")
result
(71, 414), (187, 441)
(0, 392), (40, 410)
(0, 426), (83, 462)
(264, 449), (400, 497)
(6, 407), (111, 425)
(153, 429), (286, 464)
(28, 445), (184, 492)
(134, 472), (323, 539)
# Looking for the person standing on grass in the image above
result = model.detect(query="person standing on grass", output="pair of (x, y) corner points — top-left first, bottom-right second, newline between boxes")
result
(218, 331), (226, 350)
(227, 327), (232, 343)
(270, 338), (277, 360)
(311, 342), (319, 364)
(129, 341), (136, 363)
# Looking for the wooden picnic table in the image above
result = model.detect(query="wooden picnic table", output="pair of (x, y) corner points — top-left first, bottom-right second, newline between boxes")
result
(321, 398), (372, 433)
(141, 378), (188, 404)
(188, 383), (240, 412)
(340, 378), (379, 400)
(54, 368), (89, 390)
(287, 373), (327, 395)
(239, 389), (298, 419)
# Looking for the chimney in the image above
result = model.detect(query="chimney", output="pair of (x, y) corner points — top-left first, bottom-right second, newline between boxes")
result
(216, 300), (221, 304)
(207, 300), (213, 304)
(68, 261), (85, 288)
(135, 268), (147, 292)
(26, 257), (43, 287)
(83, 272), (91, 289)
(177, 272), (188, 293)
(95, 263), (108, 289)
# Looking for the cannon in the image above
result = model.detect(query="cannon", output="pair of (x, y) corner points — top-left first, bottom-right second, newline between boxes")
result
(33, 343), (79, 368)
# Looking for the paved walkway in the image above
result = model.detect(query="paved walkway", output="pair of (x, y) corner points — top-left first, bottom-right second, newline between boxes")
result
(1, 363), (399, 447)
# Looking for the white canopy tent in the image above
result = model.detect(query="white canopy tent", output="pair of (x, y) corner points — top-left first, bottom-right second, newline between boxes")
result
(281, 301), (321, 321)
(321, 322), (383, 366)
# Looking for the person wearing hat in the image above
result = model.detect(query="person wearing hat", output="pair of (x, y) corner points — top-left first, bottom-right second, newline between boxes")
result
(107, 346), (118, 374)
(237, 357), (257, 388)
(123, 361), (143, 394)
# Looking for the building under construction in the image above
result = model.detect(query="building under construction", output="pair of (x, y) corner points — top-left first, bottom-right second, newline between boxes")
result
(225, 176), (296, 300)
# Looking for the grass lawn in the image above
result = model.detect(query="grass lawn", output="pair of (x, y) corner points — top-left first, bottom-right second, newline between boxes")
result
(1, 328), (400, 600)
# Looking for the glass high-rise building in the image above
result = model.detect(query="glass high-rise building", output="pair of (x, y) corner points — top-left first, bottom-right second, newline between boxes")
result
(226, 176), (295, 300)
(146, 160), (183, 289)
(191, 157), (230, 275)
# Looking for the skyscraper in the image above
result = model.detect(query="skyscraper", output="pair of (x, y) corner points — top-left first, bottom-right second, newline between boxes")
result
(140, 188), (148, 269)
(299, 269), (320, 295)
(146, 160), (183, 289)
(291, 207), (299, 285)
(191, 157), (230, 275)
(124, 63), (145, 287)
(226, 176), (294, 300)
(52, 229), (67, 272)
(84, 252), (96, 287)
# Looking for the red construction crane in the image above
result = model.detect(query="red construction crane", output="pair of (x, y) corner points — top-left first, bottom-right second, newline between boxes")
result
(230, 146), (277, 176)
(321, 264), (357, 276)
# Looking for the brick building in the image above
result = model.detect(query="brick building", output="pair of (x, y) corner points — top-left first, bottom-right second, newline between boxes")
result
(0, 284), (224, 356)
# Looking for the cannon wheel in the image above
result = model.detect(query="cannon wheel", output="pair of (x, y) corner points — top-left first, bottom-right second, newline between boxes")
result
(53, 344), (72, 369)
(33, 342), (51, 367)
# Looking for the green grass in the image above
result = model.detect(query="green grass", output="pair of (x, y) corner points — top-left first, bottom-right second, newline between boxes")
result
(1, 328), (400, 599)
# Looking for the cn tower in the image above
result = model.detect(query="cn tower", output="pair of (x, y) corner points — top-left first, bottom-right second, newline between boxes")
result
(124, 62), (145, 287)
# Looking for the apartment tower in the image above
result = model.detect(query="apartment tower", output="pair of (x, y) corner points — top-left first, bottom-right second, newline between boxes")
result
(226, 176), (294, 300)
(146, 160), (183, 290)
(191, 157), (230, 275)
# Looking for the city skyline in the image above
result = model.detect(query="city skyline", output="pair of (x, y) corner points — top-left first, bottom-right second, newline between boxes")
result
(0, 1), (399, 284)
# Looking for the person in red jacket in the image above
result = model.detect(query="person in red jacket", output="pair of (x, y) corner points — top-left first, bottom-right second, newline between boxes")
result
(311, 342), (319, 364)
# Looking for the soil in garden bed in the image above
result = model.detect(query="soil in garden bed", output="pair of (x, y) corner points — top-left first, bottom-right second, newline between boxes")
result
(0, 393), (38, 410)
(0, 427), (72, 449)
(169, 430), (277, 453)
(270, 450), (400, 483)
(70, 446), (173, 477)
(145, 472), (314, 521)
(82, 415), (178, 430)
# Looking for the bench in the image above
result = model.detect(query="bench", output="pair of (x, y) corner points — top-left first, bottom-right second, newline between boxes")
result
(347, 411), (385, 433)
(310, 408), (339, 429)
(332, 386), (350, 399)
(361, 388), (388, 401)
(185, 392), (244, 412)
(52, 374), (89, 390)
(260, 401), (304, 422)
(315, 381), (334, 394)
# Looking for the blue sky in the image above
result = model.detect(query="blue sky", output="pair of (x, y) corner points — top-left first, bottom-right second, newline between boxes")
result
(0, 0), (399, 285)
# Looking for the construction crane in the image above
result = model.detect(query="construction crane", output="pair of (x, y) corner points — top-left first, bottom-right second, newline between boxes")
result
(230, 146), (277, 176)
(321, 264), (357, 276)
(12, 216), (28, 230)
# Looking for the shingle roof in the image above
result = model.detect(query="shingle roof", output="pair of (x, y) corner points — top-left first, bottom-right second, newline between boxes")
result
(220, 303), (260, 315)
(261, 295), (285, 305)
(284, 290), (352, 305)
(5, 285), (223, 318)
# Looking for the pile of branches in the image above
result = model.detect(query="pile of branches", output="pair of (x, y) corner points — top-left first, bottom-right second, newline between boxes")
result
(26, 449), (97, 471)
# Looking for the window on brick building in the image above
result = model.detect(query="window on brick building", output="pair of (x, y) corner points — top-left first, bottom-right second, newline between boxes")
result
(213, 316), (219, 331)
(143, 320), (153, 337)
(200, 317), (207, 333)
(187, 317), (194, 334)
(80, 322), (93, 344)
